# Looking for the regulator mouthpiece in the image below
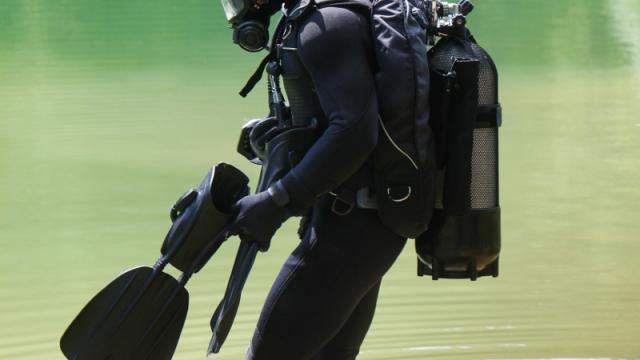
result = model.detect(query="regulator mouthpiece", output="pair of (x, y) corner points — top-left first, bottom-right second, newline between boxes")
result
(233, 21), (269, 52)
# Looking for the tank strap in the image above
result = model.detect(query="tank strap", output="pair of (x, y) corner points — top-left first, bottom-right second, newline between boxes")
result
(477, 104), (502, 127)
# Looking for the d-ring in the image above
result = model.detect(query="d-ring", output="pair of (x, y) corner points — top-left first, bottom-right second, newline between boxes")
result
(387, 186), (412, 203)
(331, 197), (354, 216)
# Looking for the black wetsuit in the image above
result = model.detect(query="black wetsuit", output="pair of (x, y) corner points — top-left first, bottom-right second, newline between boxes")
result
(248, 5), (407, 360)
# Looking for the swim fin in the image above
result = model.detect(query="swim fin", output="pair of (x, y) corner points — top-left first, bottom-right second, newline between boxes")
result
(60, 163), (249, 360)
(208, 240), (259, 354)
(162, 163), (250, 273)
(208, 125), (319, 354)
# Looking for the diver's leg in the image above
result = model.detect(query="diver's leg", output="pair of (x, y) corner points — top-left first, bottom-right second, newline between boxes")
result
(310, 282), (381, 360)
(246, 197), (405, 360)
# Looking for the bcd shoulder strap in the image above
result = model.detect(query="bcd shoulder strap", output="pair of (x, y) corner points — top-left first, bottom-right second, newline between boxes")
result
(239, 0), (371, 98)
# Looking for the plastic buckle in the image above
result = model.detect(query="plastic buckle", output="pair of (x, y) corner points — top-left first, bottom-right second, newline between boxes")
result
(170, 189), (198, 222)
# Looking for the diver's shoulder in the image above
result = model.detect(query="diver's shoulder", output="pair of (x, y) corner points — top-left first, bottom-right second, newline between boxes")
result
(297, 5), (369, 48)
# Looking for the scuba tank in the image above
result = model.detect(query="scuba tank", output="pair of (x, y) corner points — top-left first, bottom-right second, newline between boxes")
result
(416, 0), (502, 281)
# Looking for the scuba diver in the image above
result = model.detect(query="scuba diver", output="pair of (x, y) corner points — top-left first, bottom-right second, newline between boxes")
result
(223, 0), (411, 358)
(59, 0), (499, 357)
(220, 0), (503, 355)
(58, 0), (500, 357)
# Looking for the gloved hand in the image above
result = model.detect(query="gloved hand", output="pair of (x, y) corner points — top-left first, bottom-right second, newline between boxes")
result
(228, 189), (290, 252)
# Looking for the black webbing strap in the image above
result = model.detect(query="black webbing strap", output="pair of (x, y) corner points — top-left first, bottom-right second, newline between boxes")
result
(239, 55), (273, 97)
(476, 104), (502, 128)
(239, 17), (288, 98)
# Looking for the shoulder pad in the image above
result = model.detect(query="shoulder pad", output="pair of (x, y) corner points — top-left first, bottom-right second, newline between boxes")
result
(287, 0), (371, 22)
(316, 0), (371, 11)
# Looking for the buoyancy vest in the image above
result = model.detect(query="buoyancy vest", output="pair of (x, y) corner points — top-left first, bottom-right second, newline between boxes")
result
(276, 0), (437, 239)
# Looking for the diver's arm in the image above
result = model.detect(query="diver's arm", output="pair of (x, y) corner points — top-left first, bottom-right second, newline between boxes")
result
(279, 7), (378, 213)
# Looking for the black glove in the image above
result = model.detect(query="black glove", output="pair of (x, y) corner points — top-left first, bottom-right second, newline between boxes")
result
(228, 189), (290, 252)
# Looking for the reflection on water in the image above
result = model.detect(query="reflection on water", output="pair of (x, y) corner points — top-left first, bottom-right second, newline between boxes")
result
(608, 0), (640, 72)
(1, 0), (639, 359)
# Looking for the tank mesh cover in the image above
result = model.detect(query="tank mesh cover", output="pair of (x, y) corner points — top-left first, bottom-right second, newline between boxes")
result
(471, 127), (498, 208)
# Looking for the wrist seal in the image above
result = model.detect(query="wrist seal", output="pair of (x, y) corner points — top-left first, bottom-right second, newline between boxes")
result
(268, 181), (290, 207)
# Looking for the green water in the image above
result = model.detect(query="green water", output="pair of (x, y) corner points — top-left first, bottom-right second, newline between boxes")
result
(1, 0), (639, 359)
